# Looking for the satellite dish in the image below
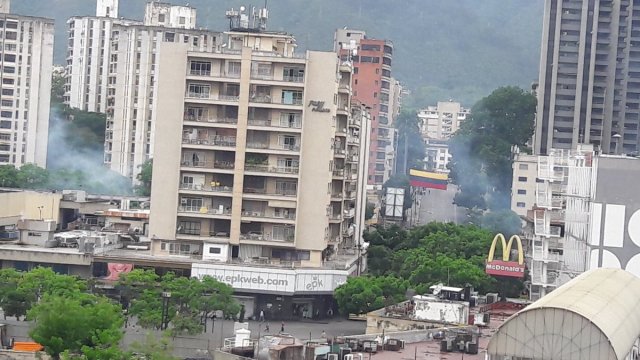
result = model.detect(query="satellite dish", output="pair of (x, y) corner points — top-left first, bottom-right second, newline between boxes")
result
(432, 283), (443, 295)
(240, 6), (246, 11)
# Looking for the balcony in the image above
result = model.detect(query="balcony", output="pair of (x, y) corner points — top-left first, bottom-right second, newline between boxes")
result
(243, 187), (297, 198)
(181, 160), (235, 171)
(334, 148), (346, 157)
(247, 118), (301, 130)
(283, 75), (304, 83)
(332, 169), (345, 178)
(179, 183), (233, 194)
(329, 213), (342, 223)
(347, 136), (360, 145)
(346, 154), (359, 163)
(343, 209), (355, 218)
(349, 118), (361, 128)
(176, 231), (230, 242)
(184, 115), (238, 126)
(186, 93), (240, 103)
(246, 142), (300, 153)
(182, 136), (237, 148)
(533, 209), (562, 238)
(177, 206), (232, 217)
(244, 164), (299, 175)
(239, 232), (295, 243)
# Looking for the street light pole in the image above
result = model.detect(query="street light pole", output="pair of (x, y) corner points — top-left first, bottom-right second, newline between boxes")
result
(161, 291), (171, 330)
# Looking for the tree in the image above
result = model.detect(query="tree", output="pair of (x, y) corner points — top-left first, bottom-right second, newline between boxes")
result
(17, 164), (50, 189)
(117, 270), (239, 334)
(51, 70), (66, 105)
(394, 110), (425, 174)
(135, 159), (153, 196)
(449, 86), (536, 211)
(364, 223), (517, 295)
(129, 333), (178, 360)
(334, 276), (408, 315)
(0, 164), (19, 187)
(28, 293), (125, 360)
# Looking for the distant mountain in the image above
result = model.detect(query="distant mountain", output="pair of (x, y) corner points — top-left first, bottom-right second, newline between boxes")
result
(15, 0), (544, 107)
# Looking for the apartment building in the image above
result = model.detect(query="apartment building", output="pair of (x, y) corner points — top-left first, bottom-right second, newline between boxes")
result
(147, 14), (370, 318)
(65, 0), (220, 180)
(418, 101), (469, 140)
(534, 0), (640, 155)
(510, 152), (538, 217)
(0, 0), (54, 167)
(334, 29), (395, 186)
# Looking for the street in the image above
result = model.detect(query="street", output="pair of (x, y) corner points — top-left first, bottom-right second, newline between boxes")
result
(413, 184), (466, 226)
(1, 312), (366, 358)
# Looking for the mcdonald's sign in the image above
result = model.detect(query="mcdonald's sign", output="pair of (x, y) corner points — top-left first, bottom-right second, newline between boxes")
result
(485, 234), (525, 278)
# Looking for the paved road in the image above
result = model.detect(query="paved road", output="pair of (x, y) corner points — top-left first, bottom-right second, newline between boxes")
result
(414, 184), (467, 226)
(1, 313), (366, 358)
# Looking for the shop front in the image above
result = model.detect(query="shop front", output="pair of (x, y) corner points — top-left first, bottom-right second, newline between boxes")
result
(192, 263), (347, 320)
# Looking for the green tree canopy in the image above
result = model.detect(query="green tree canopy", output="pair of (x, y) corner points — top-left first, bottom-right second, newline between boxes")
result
(135, 159), (153, 196)
(28, 293), (125, 360)
(363, 223), (523, 295)
(334, 276), (409, 315)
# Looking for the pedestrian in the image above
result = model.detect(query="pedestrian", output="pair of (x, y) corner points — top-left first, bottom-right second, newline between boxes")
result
(321, 330), (327, 339)
(259, 309), (265, 322)
(264, 323), (270, 332)
(280, 321), (285, 333)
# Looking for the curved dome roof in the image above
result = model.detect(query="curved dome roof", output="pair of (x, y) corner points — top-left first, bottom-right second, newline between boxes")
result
(487, 268), (640, 360)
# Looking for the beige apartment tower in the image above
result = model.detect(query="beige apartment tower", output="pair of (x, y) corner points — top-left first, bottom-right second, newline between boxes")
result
(149, 28), (367, 269)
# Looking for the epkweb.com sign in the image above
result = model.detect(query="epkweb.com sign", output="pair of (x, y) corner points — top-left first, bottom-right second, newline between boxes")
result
(485, 234), (525, 278)
(213, 274), (289, 287)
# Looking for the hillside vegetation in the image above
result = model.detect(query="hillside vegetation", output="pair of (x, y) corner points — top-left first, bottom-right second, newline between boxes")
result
(16, 0), (543, 106)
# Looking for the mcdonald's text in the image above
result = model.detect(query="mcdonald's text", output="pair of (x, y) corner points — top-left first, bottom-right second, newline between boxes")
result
(485, 260), (525, 278)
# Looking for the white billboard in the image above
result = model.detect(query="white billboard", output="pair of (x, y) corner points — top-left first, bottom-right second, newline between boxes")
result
(192, 263), (348, 295)
(385, 187), (405, 218)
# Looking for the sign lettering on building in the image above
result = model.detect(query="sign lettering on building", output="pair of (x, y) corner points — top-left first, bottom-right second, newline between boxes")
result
(308, 100), (331, 113)
(485, 234), (525, 278)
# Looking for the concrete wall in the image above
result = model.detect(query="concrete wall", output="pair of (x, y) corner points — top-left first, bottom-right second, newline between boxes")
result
(0, 192), (61, 223)
(148, 42), (189, 247)
(213, 350), (251, 360)
(295, 50), (337, 252)
(414, 299), (468, 325)
(511, 153), (538, 217)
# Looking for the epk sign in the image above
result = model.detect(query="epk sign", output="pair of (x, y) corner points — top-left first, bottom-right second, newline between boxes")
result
(485, 234), (525, 278)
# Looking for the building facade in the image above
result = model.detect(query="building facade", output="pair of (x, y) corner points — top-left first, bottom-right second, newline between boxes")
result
(65, 0), (220, 180)
(534, 0), (640, 155)
(0, 1), (54, 167)
(334, 29), (396, 186)
(418, 101), (469, 140)
(423, 139), (452, 174)
(510, 152), (538, 217)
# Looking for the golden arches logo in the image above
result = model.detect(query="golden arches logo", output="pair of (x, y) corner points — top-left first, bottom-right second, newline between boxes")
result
(487, 233), (524, 265)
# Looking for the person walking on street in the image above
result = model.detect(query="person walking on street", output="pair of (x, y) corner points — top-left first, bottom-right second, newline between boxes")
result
(259, 309), (265, 322)
(264, 323), (270, 332)
(280, 321), (285, 333)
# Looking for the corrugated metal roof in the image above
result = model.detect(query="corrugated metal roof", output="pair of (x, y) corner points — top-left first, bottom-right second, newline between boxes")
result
(487, 268), (640, 360)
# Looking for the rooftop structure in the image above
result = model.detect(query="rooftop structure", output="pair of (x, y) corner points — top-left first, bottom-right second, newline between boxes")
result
(488, 268), (640, 360)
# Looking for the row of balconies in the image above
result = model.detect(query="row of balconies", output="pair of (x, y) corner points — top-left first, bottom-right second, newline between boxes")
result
(178, 205), (297, 222)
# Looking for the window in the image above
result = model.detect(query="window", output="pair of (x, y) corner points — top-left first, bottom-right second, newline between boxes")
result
(178, 220), (200, 235)
(228, 61), (241, 76)
(158, 14), (166, 23)
(208, 247), (221, 254)
(164, 32), (175, 42)
(516, 202), (526, 208)
(517, 189), (527, 195)
(1, 100), (12, 107)
(180, 197), (203, 211)
(275, 181), (297, 196)
(281, 90), (303, 105)
(1, 89), (13, 96)
(190, 61), (211, 76)
(519, 163), (529, 170)
(0, 111), (12, 118)
(353, 67), (358, 74)
(187, 83), (210, 98)
(277, 157), (299, 169)
(179, 16), (186, 25)
(283, 67), (304, 82)
(518, 176), (527, 182)
(361, 44), (380, 52)
(279, 135), (298, 150)
(2, 78), (13, 85)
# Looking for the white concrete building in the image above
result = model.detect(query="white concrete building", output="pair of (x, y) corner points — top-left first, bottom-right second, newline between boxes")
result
(64, 0), (220, 181)
(0, 1), (54, 168)
(418, 101), (469, 140)
(423, 138), (452, 174)
(510, 152), (538, 217)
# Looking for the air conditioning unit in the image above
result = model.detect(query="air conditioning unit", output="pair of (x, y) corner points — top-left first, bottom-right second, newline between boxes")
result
(328, 354), (339, 360)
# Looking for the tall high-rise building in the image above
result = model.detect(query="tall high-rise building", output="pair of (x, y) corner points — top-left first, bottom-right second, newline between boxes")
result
(0, 0), (54, 167)
(65, 0), (220, 180)
(534, 0), (640, 155)
(148, 11), (370, 288)
(334, 29), (395, 186)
